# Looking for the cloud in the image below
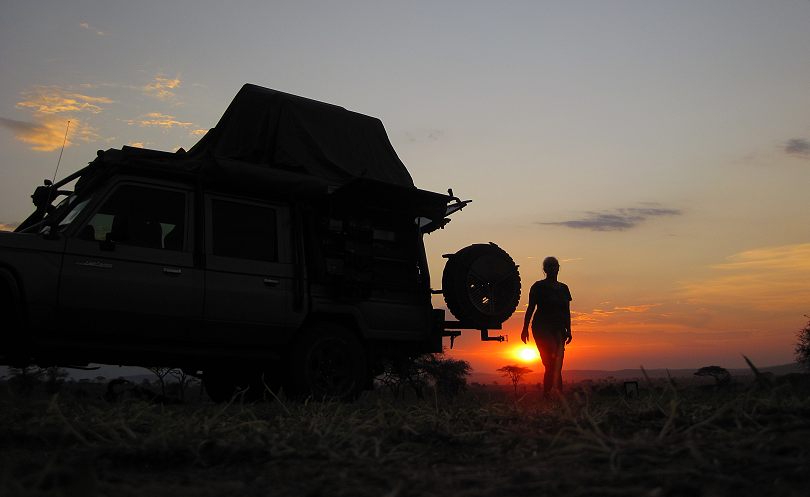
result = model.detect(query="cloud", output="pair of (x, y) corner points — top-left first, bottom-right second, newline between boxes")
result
(128, 142), (145, 148)
(126, 112), (193, 129)
(0, 223), (19, 232)
(785, 138), (810, 158)
(0, 117), (97, 152)
(540, 206), (681, 231)
(680, 243), (810, 311)
(572, 303), (661, 325)
(143, 75), (181, 100)
(614, 304), (661, 313)
(17, 86), (112, 114)
(79, 21), (105, 36)
(190, 128), (208, 137)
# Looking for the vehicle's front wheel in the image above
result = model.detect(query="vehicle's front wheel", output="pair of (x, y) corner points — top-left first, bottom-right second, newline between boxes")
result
(287, 325), (367, 401)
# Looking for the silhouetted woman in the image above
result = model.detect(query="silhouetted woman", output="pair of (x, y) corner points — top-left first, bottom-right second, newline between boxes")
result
(521, 256), (572, 397)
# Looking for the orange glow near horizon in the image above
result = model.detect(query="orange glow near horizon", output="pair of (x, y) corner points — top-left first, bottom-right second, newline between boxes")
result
(513, 344), (540, 363)
(445, 303), (804, 377)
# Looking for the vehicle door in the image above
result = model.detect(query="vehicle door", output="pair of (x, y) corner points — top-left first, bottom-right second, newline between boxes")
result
(202, 194), (302, 344)
(58, 181), (202, 342)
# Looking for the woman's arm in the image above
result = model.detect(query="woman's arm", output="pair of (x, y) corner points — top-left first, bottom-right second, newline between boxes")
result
(564, 289), (572, 344)
(521, 288), (536, 344)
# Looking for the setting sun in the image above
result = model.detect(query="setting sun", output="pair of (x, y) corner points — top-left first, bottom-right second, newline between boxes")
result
(513, 345), (540, 363)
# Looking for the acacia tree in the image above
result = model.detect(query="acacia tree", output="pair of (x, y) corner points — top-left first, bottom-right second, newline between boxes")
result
(796, 316), (810, 371)
(497, 365), (533, 395)
(148, 367), (173, 396)
(694, 366), (731, 386)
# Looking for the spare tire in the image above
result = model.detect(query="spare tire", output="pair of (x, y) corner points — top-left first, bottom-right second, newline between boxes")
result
(442, 243), (521, 327)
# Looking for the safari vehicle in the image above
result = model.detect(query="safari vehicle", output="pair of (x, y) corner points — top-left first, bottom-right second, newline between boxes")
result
(0, 84), (521, 400)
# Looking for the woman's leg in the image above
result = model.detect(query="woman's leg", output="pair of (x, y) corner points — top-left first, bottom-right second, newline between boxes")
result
(554, 340), (565, 392)
(537, 336), (556, 396)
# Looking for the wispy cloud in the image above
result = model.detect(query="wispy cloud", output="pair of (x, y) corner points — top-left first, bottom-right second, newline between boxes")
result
(190, 128), (208, 136)
(128, 142), (145, 148)
(540, 206), (681, 231)
(680, 243), (810, 311)
(126, 112), (193, 129)
(17, 86), (112, 114)
(0, 117), (97, 152)
(785, 138), (810, 158)
(572, 303), (661, 325)
(79, 21), (105, 36)
(614, 304), (662, 313)
(0, 222), (19, 232)
(143, 75), (181, 100)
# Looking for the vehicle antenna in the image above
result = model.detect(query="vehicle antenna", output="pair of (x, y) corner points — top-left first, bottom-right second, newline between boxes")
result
(52, 120), (71, 183)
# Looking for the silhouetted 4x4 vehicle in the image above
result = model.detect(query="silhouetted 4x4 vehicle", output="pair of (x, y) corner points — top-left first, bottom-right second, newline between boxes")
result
(0, 84), (521, 400)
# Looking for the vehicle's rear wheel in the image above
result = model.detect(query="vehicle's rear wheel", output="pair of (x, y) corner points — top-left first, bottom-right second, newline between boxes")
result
(442, 243), (521, 327)
(287, 325), (367, 401)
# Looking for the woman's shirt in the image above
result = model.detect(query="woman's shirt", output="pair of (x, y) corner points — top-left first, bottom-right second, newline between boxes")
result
(529, 279), (572, 333)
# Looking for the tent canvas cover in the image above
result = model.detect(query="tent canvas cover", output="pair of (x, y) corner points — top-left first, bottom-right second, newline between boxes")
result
(189, 83), (415, 188)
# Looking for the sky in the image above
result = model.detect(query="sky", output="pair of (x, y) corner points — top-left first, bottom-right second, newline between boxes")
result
(1, 0), (809, 377)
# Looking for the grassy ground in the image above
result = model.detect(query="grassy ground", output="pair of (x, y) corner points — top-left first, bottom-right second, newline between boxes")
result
(1, 375), (809, 497)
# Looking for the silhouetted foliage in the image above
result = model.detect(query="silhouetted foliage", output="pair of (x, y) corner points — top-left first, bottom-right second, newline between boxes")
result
(144, 367), (197, 401)
(796, 316), (810, 371)
(497, 365), (533, 394)
(694, 366), (731, 386)
(417, 353), (472, 397)
(7, 366), (67, 395)
(148, 367), (173, 396)
(43, 366), (68, 394)
(103, 377), (182, 404)
(8, 366), (44, 395)
(377, 351), (471, 399)
(168, 369), (195, 401)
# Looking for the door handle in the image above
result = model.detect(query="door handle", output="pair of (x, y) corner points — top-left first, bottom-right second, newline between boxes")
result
(263, 278), (279, 286)
(75, 260), (112, 269)
(163, 267), (182, 275)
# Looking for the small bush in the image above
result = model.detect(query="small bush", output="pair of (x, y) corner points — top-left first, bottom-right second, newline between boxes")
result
(796, 316), (810, 370)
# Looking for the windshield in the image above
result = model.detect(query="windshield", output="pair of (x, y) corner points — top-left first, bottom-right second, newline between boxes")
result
(57, 195), (91, 231)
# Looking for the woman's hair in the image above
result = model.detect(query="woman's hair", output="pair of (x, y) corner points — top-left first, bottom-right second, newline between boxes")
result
(543, 256), (560, 273)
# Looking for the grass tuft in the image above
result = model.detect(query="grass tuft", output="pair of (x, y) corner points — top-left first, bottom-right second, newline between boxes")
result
(1, 375), (809, 496)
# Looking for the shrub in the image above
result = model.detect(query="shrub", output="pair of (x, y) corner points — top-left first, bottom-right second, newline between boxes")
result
(377, 351), (471, 398)
(796, 316), (810, 371)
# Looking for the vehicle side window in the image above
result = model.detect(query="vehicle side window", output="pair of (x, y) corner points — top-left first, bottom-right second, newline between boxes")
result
(211, 199), (278, 262)
(80, 185), (186, 250)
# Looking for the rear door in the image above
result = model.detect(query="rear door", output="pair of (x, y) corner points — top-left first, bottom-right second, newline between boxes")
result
(58, 181), (202, 342)
(202, 194), (302, 344)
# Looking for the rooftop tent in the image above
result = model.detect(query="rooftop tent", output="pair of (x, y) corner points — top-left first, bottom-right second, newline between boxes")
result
(190, 84), (414, 188)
